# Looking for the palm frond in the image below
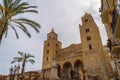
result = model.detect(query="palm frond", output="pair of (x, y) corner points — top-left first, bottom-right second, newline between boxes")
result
(3, 0), (8, 9)
(27, 59), (35, 64)
(8, 0), (13, 7)
(4, 25), (8, 38)
(18, 51), (24, 56)
(13, 57), (20, 60)
(17, 57), (23, 62)
(0, 0), (40, 43)
(24, 22), (40, 33)
(11, 60), (17, 64)
(21, 10), (38, 13)
(27, 53), (35, 58)
(11, 57), (23, 64)
(12, 18), (40, 33)
(16, 25), (31, 38)
(17, 18), (40, 28)
(0, 4), (4, 16)
(10, 25), (19, 39)
(14, 21), (27, 30)
(12, 2), (29, 12)
(12, 6), (38, 16)
(9, 0), (22, 9)
(23, 6), (37, 9)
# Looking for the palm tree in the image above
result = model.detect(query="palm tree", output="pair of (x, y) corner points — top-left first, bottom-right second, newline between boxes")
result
(11, 51), (35, 74)
(0, 0), (40, 43)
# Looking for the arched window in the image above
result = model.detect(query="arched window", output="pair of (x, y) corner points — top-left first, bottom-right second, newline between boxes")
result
(62, 62), (72, 79)
(47, 57), (48, 61)
(47, 43), (50, 46)
(74, 60), (83, 80)
(89, 44), (92, 49)
(57, 64), (61, 78)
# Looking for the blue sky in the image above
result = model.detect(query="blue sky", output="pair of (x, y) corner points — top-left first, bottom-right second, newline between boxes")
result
(0, 0), (107, 74)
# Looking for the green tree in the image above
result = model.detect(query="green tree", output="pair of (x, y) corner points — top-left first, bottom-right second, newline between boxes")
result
(0, 0), (40, 43)
(11, 51), (35, 73)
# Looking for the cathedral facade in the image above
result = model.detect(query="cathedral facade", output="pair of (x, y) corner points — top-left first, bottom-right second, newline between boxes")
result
(42, 13), (113, 80)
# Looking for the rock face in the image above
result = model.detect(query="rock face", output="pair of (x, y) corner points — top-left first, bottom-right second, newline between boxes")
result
(42, 13), (113, 80)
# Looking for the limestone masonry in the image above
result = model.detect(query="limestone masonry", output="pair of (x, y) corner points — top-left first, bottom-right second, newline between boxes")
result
(42, 13), (113, 80)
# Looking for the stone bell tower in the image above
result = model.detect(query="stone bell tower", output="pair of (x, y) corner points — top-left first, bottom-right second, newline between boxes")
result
(80, 13), (102, 51)
(42, 28), (62, 78)
(79, 13), (108, 79)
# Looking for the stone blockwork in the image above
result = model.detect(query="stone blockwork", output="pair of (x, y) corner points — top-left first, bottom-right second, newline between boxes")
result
(42, 13), (113, 80)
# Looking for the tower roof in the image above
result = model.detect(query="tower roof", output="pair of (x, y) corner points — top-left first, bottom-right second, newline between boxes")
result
(50, 28), (57, 34)
(81, 13), (94, 24)
(51, 28), (55, 32)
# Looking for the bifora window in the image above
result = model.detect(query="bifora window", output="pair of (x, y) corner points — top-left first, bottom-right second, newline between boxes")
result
(85, 28), (89, 32)
(87, 36), (91, 41)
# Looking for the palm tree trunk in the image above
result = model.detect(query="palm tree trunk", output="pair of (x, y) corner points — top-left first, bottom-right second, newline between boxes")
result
(0, 28), (4, 43)
(21, 62), (25, 73)
(0, 21), (4, 43)
(0, 18), (8, 43)
(21, 62), (25, 79)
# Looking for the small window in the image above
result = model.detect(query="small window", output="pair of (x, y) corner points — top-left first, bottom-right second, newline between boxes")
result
(87, 36), (91, 41)
(89, 44), (92, 49)
(56, 44), (58, 47)
(56, 50), (57, 54)
(85, 19), (88, 22)
(85, 28), (89, 32)
(49, 36), (51, 38)
(47, 43), (50, 46)
(47, 57), (48, 61)
(47, 50), (49, 54)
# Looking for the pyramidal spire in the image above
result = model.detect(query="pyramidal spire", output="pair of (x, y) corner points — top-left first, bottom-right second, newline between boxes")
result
(51, 28), (55, 32)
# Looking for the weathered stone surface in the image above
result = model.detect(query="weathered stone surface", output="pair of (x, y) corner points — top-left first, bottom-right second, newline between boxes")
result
(42, 13), (113, 80)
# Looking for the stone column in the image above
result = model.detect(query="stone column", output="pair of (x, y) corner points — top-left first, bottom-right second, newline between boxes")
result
(79, 70), (83, 80)
(85, 72), (88, 80)
(68, 68), (71, 79)
(71, 62), (74, 79)
(60, 68), (63, 78)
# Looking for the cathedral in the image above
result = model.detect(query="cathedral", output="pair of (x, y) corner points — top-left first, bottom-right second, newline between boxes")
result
(42, 13), (113, 80)
(1, 13), (114, 80)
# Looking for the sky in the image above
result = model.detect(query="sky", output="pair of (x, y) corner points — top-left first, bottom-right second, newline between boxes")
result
(0, 0), (108, 74)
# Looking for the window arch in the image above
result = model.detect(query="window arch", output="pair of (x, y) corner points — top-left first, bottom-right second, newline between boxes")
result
(89, 44), (92, 49)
